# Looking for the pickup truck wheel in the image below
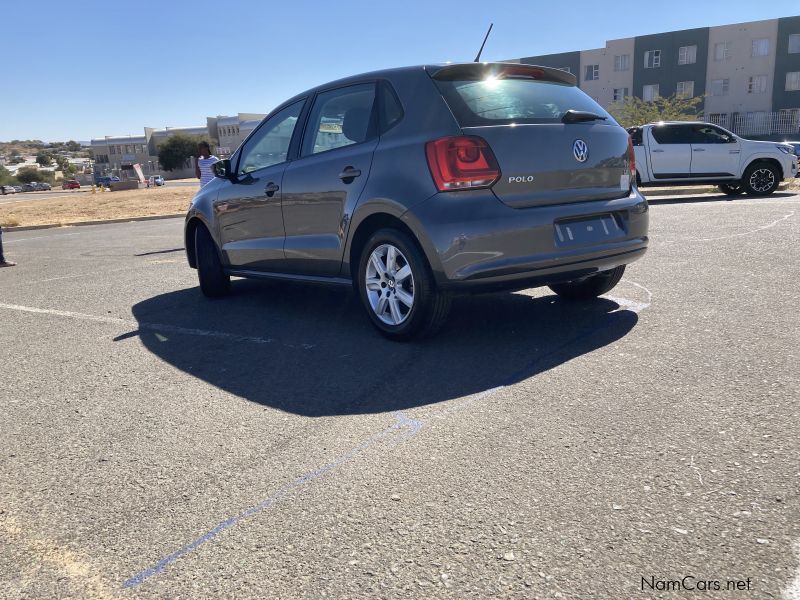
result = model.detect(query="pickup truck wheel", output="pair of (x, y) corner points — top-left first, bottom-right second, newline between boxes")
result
(357, 229), (450, 341)
(718, 183), (744, 196)
(195, 225), (230, 297)
(548, 265), (626, 300)
(743, 163), (779, 196)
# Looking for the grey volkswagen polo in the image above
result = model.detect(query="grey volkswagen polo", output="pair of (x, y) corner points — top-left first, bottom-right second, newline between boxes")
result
(185, 62), (648, 340)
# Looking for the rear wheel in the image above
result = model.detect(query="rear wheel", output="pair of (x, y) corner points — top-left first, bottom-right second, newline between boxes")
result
(195, 224), (230, 297)
(718, 183), (744, 196)
(357, 229), (450, 341)
(743, 162), (780, 196)
(548, 265), (626, 300)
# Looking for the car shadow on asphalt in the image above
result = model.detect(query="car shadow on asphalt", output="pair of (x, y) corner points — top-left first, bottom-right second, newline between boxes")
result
(125, 280), (638, 417)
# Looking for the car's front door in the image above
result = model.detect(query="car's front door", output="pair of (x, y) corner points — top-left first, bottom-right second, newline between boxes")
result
(215, 100), (305, 271)
(647, 124), (692, 179)
(281, 83), (379, 275)
(688, 124), (740, 178)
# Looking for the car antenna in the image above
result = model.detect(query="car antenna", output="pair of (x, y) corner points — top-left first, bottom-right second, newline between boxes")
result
(474, 23), (493, 62)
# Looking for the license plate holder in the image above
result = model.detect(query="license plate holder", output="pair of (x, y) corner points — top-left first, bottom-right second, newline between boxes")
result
(554, 214), (624, 247)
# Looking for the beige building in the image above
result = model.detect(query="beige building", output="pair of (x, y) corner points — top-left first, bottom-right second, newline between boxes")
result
(579, 37), (636, 107)
(213, 113), (266, 156)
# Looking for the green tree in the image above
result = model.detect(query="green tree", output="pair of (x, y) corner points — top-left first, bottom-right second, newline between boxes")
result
(16, 167), (53, 184)
(35, 151), (53, 167)
(0, 165), (17, 185)
(157, 134), (203, 171)
(65, 140), (81, 152)
(607, 94), (703, 128)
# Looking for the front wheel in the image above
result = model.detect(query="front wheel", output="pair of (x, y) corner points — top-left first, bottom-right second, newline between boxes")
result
(718, 183), (744, 196)
(195, 224), (230, 297)
(357, 229), (450, 341)
(548, 265), (626, 300)
(743, 163), (780, 196)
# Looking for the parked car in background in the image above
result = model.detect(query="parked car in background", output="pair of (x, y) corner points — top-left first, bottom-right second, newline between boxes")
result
(20, 183), (36, 192)
(186, 62), (648, 340)
(13, 186), (22, 193)
(148, 175), (165, 186)
(629, 122), (798, 196)
(95, 176), (121, 187)
(62, 179), (81, 189)
(0, 185), (16, 195)
(32, 182), (51, 191)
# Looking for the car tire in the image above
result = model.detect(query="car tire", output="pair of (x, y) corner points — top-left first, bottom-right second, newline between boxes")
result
(743, 162), (780, 196)
(718, 183), (744, 196)
(195, 224), (230, 298)
(548, 265), (626, 300)
(357, 228), (450, 341)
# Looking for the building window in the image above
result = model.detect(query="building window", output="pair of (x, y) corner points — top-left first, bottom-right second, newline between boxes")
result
(644, 50), (661, 68)
(584, 64), (599, 81)
(789, 34), (800, 54)
(710, 78), (730, 96)
(708, 113), (729, 128)
(678, 45), (697, 65)
(643, 84), (659, 102)
(613, 54), (630, 71)
(714, 41), (731, 61)
(109, 146), (116, 155)
(747, 75), (768, 94)
(676, 81), (694, 98)
(787, 71), (800, 91)
(751, 38), (769, 57)
(613, 87), (629, 102)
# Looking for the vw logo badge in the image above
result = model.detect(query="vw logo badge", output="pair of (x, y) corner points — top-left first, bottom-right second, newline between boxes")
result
(573, 139), (589, 163)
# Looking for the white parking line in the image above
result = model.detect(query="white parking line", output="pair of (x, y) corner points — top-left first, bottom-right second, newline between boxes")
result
(785, 539), (800, 600)
(5, 232), (81, 244)
(0, 302), (314, 349)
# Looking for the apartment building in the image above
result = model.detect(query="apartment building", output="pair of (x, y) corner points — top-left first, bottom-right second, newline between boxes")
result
(213, 113), (267, 156)
(511, 15), (800, 139)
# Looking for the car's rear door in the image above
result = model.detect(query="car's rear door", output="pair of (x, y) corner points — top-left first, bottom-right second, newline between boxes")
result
(688, 124), (740, 178)
(280, 82), (379, 275)
(646, 124), (693, 180)
(215, 100), (305, 271)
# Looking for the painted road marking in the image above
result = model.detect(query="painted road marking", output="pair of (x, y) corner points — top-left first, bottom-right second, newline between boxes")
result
(0, 302), (314, 349)
(123, 284), (652, 587)
(123, 412), (423, 588)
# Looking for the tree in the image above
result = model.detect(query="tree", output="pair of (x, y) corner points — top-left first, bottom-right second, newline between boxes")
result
(607, 94), (703, 128)
(35, 151), (53, 167)
(0, 165), (17, 185)
(157, 133), (203, 171)
(16, 167), (53, 184)
(65, 140), (81, 152)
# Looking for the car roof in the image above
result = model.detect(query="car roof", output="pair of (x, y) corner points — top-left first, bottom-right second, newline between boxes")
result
(274, 62), (575, 109)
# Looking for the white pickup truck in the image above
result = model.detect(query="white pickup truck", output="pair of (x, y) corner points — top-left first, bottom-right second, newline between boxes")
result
(628, 122), (798, 196)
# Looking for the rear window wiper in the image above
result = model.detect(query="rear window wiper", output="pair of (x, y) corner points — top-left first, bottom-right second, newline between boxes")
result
(561, 110), (608, 124)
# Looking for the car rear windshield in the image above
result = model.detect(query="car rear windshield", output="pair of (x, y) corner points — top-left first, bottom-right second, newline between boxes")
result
(434, 78), (613, 126)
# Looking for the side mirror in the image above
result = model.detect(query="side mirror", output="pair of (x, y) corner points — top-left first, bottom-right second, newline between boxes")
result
(213, 159), (231, 179)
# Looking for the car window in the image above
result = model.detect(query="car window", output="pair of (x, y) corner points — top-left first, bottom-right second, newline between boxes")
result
(690, 125), (734, 144)
(302, 83), (377, 156)
(238, 100), (304, 175)
(380, 81), (404, 133)
(650, 125), (694, 144)
(434, 78), (612, 126)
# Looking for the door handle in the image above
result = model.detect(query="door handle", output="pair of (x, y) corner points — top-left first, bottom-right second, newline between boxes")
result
(338, 167), (362, 182)
(652, 149), (665, 153)
(729, 150), (740, 154)
(264, 182), (279, 197)
(693, 148), (706, 152)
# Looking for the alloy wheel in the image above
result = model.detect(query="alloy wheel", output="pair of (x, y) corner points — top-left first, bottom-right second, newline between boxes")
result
(364, 244), (415, 325)
(749, 168), (775, 193)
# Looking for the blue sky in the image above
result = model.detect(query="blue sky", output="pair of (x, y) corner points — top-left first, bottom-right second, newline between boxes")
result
(1, 0), (797, 141)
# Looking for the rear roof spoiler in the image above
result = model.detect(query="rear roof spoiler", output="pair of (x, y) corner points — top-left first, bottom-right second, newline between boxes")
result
(427, 62), (577, 86)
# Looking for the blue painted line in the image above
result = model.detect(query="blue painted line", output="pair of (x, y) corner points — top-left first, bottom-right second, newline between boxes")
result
(123, 412), (423, 588)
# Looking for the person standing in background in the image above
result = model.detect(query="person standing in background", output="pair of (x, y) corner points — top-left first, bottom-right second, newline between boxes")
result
(0, 226), (16, 267)
(195, 141), (219, 188)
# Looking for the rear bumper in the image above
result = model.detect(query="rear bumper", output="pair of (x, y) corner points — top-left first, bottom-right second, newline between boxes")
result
(404, 188), (649, 292)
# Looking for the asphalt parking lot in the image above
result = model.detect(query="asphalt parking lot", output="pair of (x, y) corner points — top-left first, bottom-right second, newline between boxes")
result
(1, 192), (799, 598)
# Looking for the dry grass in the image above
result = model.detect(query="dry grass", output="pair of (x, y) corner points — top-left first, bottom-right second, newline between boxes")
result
(0, 186), (195, 228)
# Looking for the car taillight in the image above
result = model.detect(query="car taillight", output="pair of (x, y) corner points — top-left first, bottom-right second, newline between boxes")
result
(425, 136), (500, 192)
(627, 134), (636, 182)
